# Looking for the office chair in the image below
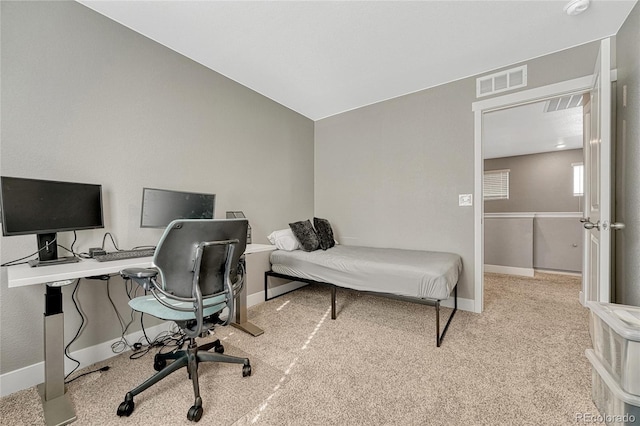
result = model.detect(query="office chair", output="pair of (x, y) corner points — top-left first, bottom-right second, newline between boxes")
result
(117, 219), (251, 422)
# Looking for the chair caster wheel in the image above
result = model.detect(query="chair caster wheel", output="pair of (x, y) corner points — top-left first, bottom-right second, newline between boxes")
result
(117, 399), (134, 417)
(153, 355), (167, 371)
(242, 363), (252, 377)
(214, 343), (224, 354)
(187, 405), (203, 422)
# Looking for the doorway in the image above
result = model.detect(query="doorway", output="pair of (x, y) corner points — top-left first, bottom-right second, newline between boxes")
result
(482, 96), (586, 280)
(472, 75), (595, 313)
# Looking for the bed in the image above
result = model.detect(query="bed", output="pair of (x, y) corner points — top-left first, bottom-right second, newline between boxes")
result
(264, 245), (462, 347)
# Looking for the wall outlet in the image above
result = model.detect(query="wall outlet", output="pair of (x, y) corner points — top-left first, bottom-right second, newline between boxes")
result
(459, 194), (473, 206)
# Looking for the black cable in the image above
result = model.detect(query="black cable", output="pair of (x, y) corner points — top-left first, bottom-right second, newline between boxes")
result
(107, 278), (137, 354)
(69, 231), (78, 255)
(101, 233), (121, 251)
(65, 366), (110, 384)
(140, 313), (153, 346)
(112, 278), (187, 360)
(64, 280), (85, 381)
(0, 235), (58, 267)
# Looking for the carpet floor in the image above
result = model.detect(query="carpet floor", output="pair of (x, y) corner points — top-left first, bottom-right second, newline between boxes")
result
(1, 272), (599, 425)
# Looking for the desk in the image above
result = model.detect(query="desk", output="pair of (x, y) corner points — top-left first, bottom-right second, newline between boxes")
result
(6, 244), (271, 426)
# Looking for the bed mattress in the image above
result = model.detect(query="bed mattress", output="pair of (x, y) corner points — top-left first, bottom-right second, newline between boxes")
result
(270, 245), (462, 300)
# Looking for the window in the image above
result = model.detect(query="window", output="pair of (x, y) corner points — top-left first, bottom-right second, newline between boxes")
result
(484, 169), (509, 200)
(572, 163), (584, 197)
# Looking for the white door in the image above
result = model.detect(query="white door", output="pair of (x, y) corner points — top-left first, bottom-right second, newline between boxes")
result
(581, 38), (612, 305)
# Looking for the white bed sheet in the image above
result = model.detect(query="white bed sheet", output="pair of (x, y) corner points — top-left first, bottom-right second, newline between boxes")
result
(270, 245), (462, 300)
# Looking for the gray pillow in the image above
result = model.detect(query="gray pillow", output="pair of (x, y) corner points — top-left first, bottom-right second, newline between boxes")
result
(289, 220), (320, 252)
(313, 217), (335, 250)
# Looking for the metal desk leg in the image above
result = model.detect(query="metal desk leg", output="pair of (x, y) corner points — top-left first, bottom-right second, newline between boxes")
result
(231, 278), (264, 337)
(37, 285), (76, 426)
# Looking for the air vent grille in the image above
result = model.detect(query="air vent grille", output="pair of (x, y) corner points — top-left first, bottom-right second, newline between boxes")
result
(476, 65), (527, 98)
(544, 94), (584, 112)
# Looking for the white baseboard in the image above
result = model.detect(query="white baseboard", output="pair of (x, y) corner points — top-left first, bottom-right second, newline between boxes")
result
(250, 281), (475, 313)
(484, 264), (535, 277)
(247, 280), (308, 306)
(0, 322), (172, 398)
(2, 281), (471, 398)
(534, 268), (581, 277)
(441, 295), (475, 312)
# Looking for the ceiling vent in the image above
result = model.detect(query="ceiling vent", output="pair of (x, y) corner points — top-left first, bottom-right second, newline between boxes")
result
(544, 93), (584, 112)
(476, 65), (527, 98)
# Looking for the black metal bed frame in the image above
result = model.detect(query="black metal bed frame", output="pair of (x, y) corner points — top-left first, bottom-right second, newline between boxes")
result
(264, 270), (457, 347)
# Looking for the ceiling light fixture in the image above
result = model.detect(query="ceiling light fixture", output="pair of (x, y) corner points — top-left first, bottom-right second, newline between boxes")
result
(556, 143), (567, 149)
(564, 0), (590, 16)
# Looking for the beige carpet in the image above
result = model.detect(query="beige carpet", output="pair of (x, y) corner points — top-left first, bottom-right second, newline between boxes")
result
(1, 272), (599, 425)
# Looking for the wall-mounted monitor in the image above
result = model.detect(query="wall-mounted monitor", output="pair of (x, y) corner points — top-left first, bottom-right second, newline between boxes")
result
(140, 187), (216, 229)
(0, 176), (104, 265)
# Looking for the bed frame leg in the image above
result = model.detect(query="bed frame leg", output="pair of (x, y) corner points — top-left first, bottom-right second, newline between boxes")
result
(436, 285), (458, 347)
(436, 302), (441, 347)
(331, 285), (336, 319)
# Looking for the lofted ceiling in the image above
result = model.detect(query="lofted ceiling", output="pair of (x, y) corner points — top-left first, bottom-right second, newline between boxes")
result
(77, 0), (636, 156)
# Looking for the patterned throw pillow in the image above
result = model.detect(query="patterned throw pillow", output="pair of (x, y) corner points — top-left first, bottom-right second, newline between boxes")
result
(313, 217), (335, 250)
(289, 220), (320, 252)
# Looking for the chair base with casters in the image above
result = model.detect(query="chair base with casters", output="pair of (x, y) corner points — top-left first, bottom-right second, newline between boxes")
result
(116, 219), (252, 422)
(116, 328), (251, 422)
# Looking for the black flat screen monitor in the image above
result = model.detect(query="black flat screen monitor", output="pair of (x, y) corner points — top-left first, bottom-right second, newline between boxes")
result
(0, 176), (104, 265)
(140, 188), (216, 229)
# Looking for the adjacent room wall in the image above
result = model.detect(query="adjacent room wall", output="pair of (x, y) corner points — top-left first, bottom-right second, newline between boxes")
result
(484, 149), (584, 213)
(315, 43), (599, 303)
(0, 1), (314, 377)
(614, 1), (640, 306)
(484, 150), (584, 273)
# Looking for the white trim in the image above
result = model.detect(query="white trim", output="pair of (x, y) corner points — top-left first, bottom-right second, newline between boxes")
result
(259, 281), (474, 312)
(0, 322), (173, 397)
(485, 213), (535, 219)
(0, 280), (296, 398)
(535, 269), (582, 277)
(441, 295), (475, 312)
(474, 108), (484, 314)
(1, 283), (475, 397)
(473, 75), (596, 314)
(484, 212), (582, 219)
(264, 280), (308, 301)
(472, 75), (593, 112)
(484, 264), (535, 277)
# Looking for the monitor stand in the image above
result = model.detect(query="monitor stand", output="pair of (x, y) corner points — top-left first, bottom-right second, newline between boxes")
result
(29, 257), (80, 268)
(31, 233), (79, 267)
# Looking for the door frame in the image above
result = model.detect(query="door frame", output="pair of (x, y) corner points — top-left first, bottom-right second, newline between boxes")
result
(471, 73), (612, 313)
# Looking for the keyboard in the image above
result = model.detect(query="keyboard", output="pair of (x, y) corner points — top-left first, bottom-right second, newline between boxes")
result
(94, 249), (155, 262)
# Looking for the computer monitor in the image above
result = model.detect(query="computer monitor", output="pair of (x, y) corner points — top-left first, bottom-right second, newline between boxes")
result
(0, 176), (104, 264)
(140, 187), (216, 229)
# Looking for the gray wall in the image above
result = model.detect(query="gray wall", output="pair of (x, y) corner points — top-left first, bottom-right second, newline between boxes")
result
(615, 1), (640, 306)
(484, 150), (583, 273)
(315, 43), (598, 301)
(485, 149), (584, 213)
(484, 218), (533, 269)
(0, 1), (314, 375)
(534, 217), (582, 272)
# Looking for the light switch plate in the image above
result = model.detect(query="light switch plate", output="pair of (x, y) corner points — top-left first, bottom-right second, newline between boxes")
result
(459, 194), (473, 206)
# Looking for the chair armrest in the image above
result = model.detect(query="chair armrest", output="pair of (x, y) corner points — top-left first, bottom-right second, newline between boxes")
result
(121, 268), (158, 279)
(121, 268), (158, 291)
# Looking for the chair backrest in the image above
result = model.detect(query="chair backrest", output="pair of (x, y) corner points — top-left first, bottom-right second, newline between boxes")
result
(153, 219), (248, 299)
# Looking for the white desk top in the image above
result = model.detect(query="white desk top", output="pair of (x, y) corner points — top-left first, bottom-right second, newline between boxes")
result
(6, 243), (276, 288)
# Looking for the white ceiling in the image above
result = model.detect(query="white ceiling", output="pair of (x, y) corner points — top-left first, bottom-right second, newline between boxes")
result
(483, 97), (585, 159)
(77, 0), (636, 157)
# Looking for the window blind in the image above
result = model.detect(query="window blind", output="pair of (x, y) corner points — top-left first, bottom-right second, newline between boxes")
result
(484, 169), (509, 200)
